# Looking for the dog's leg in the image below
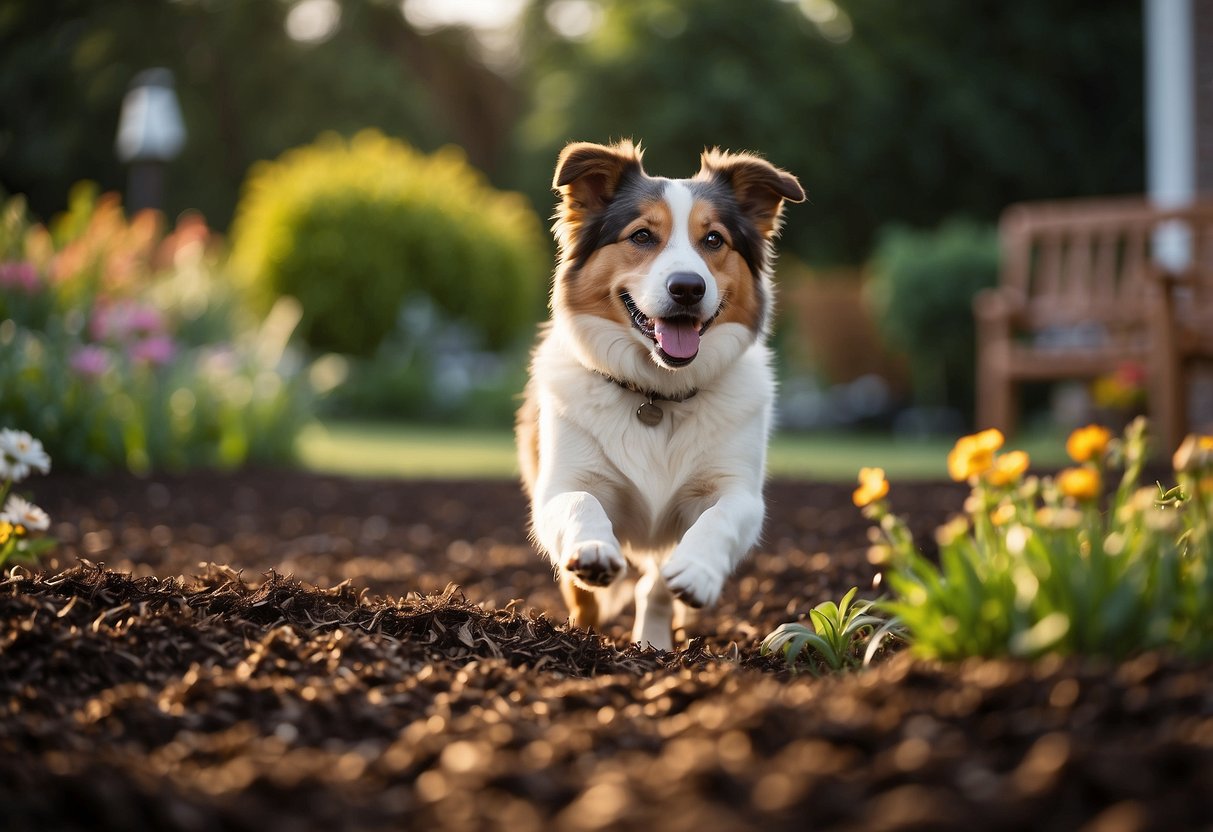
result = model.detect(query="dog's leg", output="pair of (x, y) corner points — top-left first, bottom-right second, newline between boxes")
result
(560, 574), (600, 630)
(661, 489), (764, 610)
(533, 490), (626, 589)
(633, 570), (674, 651)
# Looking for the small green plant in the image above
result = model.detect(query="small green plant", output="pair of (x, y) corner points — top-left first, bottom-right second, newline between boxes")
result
(0, 429), (56, 570)
(860, 419), (1213, 660)
(761, 586), (901, 674)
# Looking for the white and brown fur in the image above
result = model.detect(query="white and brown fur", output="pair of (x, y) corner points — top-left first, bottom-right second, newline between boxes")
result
(517, 140), (804, 651)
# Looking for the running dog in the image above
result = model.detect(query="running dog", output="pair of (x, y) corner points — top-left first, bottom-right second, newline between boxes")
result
(517, 140), (803, 650)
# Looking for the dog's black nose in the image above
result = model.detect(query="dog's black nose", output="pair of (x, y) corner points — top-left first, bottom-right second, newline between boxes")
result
(666, 272), (706, 307)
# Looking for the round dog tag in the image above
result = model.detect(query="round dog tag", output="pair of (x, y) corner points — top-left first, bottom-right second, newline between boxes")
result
(636, 401), (664, 426)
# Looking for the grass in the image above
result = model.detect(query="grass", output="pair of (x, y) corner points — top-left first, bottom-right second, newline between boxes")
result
(296, 422), (520, 479)
(296, 420), (1072, 481)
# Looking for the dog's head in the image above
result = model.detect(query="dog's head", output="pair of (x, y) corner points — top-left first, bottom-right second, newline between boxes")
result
(550, 140), (803, 382)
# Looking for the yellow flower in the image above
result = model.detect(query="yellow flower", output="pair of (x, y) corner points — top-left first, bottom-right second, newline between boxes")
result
(972, 428), (1005, 453)
(1173, 434), (1213, 472)
(1066, 424), (1112, 463)
(1035, 506), (1083, 529)
(853, 467), (889, 507)
(934, 514), (970, 547)
(986, 450), (1030, 487)
(0, 520), (11, 545)
(991, 503), (1017, 526)
(947, 428), (1004, 481)
(1057, 466), (1102, 501)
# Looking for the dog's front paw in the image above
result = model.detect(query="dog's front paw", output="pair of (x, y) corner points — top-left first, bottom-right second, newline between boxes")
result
(661, 558), (724, 609)
(562, 540), (625, 588)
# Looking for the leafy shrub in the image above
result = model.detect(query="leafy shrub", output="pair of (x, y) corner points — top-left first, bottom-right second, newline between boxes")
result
(867, 220), (999, 419)
(0, 187), (315, 473)
(230, 130), (547, 357)
(858, 420), (1213, 660)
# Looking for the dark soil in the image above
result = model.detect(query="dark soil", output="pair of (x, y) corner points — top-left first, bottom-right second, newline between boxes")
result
(2, 470), (1211, 832)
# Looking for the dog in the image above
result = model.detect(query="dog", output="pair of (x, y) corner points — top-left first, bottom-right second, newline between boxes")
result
(516, 140), (804, 651)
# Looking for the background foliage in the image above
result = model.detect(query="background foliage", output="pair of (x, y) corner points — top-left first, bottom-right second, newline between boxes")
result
(2, 0), (1143, 267)
(0, 0), (512, 230)
(512, 0), (1143, 264)
(868, 220), (1001, 416)
(0, 0), (1148, 434)
(0, 188), (314, 473)
(230, 130), (546, 357)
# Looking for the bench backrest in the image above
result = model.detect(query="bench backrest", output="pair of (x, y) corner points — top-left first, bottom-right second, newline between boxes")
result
(999, 198), (1213, 335)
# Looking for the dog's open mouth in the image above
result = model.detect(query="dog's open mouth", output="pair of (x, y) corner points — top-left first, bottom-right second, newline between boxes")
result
(620, 292), (716, 368)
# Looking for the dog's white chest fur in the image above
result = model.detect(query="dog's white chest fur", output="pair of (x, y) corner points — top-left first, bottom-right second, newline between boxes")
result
(531, 322), (774, 554)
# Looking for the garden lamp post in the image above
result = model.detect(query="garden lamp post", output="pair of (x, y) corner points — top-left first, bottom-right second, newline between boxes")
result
(114, 68), (186, 214)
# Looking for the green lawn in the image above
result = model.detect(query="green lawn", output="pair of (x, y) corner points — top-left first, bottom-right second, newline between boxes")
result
(296, 420), (1072, 481)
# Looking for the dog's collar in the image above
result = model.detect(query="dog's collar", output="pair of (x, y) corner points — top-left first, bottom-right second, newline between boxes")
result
(591, 370), (697, 426)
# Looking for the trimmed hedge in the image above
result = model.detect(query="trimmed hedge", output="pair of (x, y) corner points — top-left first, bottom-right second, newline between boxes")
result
(231, 130), (547, 356)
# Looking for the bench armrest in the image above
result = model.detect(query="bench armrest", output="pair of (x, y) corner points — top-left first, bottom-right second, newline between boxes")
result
(973, 287), (1026, 325)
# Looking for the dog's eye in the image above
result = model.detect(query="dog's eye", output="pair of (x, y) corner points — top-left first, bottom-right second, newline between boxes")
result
(703, 231), (725, 250)
(629, 229), (653, 246)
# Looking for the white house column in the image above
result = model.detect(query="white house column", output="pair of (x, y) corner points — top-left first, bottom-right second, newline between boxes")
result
(1146, 0), (1195, 205)
(1146, 0), (1195, 270)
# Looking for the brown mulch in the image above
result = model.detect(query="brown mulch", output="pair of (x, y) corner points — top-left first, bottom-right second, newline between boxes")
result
(2, 470), (1211, 831)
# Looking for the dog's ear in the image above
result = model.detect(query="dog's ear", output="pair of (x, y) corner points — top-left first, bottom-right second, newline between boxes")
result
(553, 140), (645, 215)
(696, 149), (804, 238)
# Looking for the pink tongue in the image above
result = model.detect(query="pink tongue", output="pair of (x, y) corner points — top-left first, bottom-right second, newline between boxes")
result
(654, 319), (700, 359)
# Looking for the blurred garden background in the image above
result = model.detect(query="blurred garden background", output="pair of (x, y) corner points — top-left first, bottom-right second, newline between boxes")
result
(0, 0), (1150, 479)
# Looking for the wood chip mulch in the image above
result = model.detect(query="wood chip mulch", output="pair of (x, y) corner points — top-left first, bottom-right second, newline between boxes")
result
(1, 470), (1211, 831)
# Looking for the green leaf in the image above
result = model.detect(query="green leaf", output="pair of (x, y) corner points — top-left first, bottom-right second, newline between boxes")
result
(809, 607), (841, 645)
(797, 631), (844, 670)
(864, 617), (906, 665)
(1009, 611), (1070, 657)
(760, 622), (812, 657)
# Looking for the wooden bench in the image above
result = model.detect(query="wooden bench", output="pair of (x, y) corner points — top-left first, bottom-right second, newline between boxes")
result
(974, 197), (1213, 453)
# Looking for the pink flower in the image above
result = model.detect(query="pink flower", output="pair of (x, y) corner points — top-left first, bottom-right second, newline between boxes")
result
(126, 304), (164, 334)
(129, 334), (176, 367)
(70, 345), (113, 379)
(90, 300), (166, 343)
(0, 261), (41, 293)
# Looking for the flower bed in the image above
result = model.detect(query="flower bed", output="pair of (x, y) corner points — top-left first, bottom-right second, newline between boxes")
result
(0, 188), (313, 473)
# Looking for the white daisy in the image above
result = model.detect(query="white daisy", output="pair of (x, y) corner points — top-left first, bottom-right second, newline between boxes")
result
(1, 494), (50, 532)
(0, 429), (51, 482)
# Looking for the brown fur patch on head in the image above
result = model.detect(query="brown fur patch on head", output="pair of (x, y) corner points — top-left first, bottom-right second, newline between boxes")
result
(695, 149), (805, 239)
(555, 196), (671, 321)
(687, 198), (764, 331)
(552, 140), (646, 257)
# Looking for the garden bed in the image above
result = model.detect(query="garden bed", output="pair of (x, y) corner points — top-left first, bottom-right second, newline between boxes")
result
(3, 471), (1211, 831)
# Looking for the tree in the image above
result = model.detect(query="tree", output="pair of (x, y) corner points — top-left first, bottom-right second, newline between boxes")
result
(0, 0), (516, 228)
(510, 0), (1143, 265)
